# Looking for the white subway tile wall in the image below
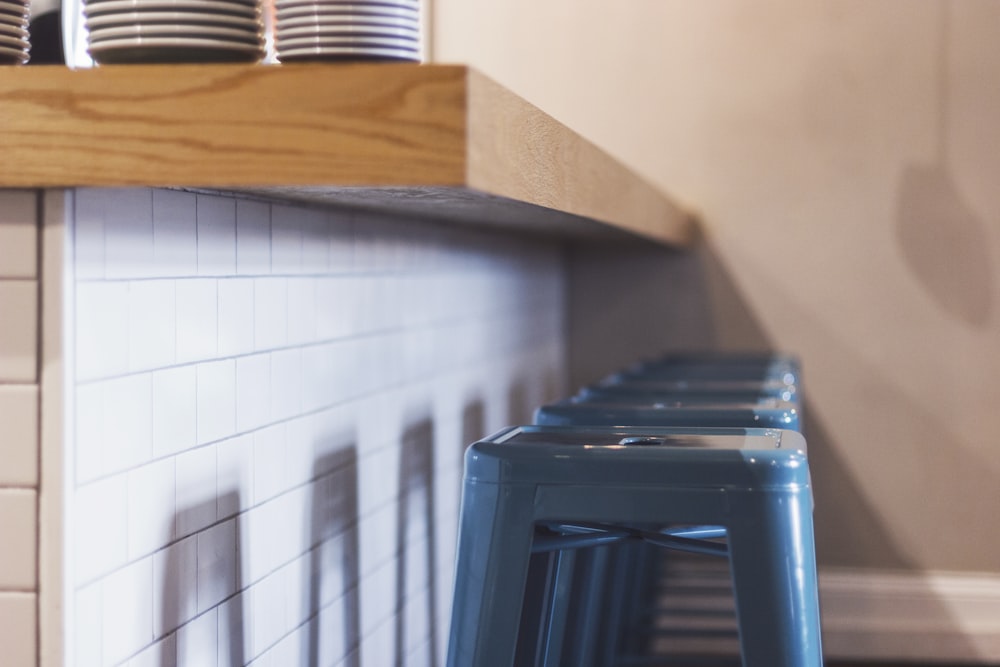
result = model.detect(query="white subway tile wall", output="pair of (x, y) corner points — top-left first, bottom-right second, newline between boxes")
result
(0, 189), (40, 667)
(69, 188), (567, 666)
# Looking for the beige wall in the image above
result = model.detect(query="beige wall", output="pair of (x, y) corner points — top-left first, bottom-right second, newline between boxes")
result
(0, 190), (40, 666)
(434, 0), (1000, 573)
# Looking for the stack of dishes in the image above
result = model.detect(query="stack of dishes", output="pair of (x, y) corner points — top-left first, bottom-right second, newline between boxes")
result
(274, 0), (419, 62)
(0, 0), (30, 64)
(83, 0), (264, 64)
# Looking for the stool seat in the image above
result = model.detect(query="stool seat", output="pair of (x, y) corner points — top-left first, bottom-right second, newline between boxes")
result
(534, 400), (801, 431)
(619, 360), (800, 384)
(599, 376), (800, 401)
(446, 425), (821, 667)
(579, 384), (801, 405)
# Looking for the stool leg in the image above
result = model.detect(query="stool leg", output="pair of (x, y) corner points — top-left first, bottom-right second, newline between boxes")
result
(564, 545), (612, 667)
(597, 541), (636, 666)
(540, 549), (577, 666)
(516, 551), (556, 665)
(619, 541), (658, 656)
(447, 480), (537, 667)
(726, 490), (822, 667)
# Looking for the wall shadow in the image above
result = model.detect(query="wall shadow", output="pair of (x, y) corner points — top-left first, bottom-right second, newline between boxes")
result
(160, 491), (244, 667)
(565, 235), (986, 658)
(459, 398), (486, 486)
(395, 417), (438, 667)
(695, 239), (989, 658)
(895, 162), (993, 327)
(569, 233), (929, 568)
(507, 378), (534, 426)
(307, 440), (361, 667)
(540, 363), (567, 407)
(803, 403), (912, 569)
(507, 360), (567, 426)
(568, 241), (724, 389)
(894, 1), (994, 329)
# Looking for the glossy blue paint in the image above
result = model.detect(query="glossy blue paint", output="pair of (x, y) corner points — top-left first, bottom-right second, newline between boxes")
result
(533, 400), (802, 432)
(446, 425), (821, 667)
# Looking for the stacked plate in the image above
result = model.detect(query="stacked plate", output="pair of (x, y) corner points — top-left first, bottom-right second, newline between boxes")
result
(0, 0), (30, 64)
(82, 0), (264, 64)
(274, 0), (419, 62)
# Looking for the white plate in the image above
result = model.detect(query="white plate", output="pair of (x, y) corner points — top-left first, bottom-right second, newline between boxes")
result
(277, 43), (417, 61)
(0, 32), (28, 48)
(89, 22), (261, 42)
(87, 32), (261, 47)
(275, 12), (413, 29)
(86, 0), (255, 7)
(276, 33), (415, 48)
(276, 0), (417, 8)
(276, 23), (416, 38)
(0, 19), (27, 35)
(275, 2), (417, 18)
(84, 0), (259, 17)
(88, 34), (263, 62)
(0, 7), (28, 21)
(0, 42), (27, 62)
(86, 10), (260, 28)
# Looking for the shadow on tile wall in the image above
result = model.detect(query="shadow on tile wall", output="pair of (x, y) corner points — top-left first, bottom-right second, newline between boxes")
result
(459, 399), (485, 490)
(161, 491), (244, 666)
(507, 379), (533, 427)
(395, 417), (438, 666)
(307, 441), (361, 667)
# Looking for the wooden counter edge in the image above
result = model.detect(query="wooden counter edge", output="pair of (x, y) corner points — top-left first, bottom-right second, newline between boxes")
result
(465, 68), (696, 246)
(0, 63), (695, 246)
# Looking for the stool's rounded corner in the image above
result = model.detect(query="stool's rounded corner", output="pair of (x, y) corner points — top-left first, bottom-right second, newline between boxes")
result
(778, 429), (808, 456)
(463, 428), (521, 482)
(740, 440), (811, 488)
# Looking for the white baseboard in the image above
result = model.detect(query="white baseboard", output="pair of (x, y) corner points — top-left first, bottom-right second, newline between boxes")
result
(820, 568), (1000, 664)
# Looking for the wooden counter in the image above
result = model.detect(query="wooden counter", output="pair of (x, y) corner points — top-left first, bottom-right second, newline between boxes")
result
(0, 63), (694, 245)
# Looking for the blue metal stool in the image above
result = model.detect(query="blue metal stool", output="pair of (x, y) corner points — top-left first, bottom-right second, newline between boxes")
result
(617, 356), (800, 385)
(596, 351), (800, 402)
(530, 397), (803, 665)
(599, 375), (800, 402)
(446, 425), (822, 667)
(534, 398), (801, 432)
(557, 357), (804, 665)
(579, 384), (800, 406)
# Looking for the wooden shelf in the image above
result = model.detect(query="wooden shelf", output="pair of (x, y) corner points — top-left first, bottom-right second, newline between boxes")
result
(0, 63), (694, 245)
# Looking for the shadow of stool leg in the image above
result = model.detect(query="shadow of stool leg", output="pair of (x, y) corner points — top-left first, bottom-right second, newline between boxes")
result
(396, 420), (438, 667)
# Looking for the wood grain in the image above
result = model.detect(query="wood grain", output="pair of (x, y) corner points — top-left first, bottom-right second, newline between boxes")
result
(466, 70), (695, 245)
(0, 63), (467, 187)
(0, 63), (694, 245)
